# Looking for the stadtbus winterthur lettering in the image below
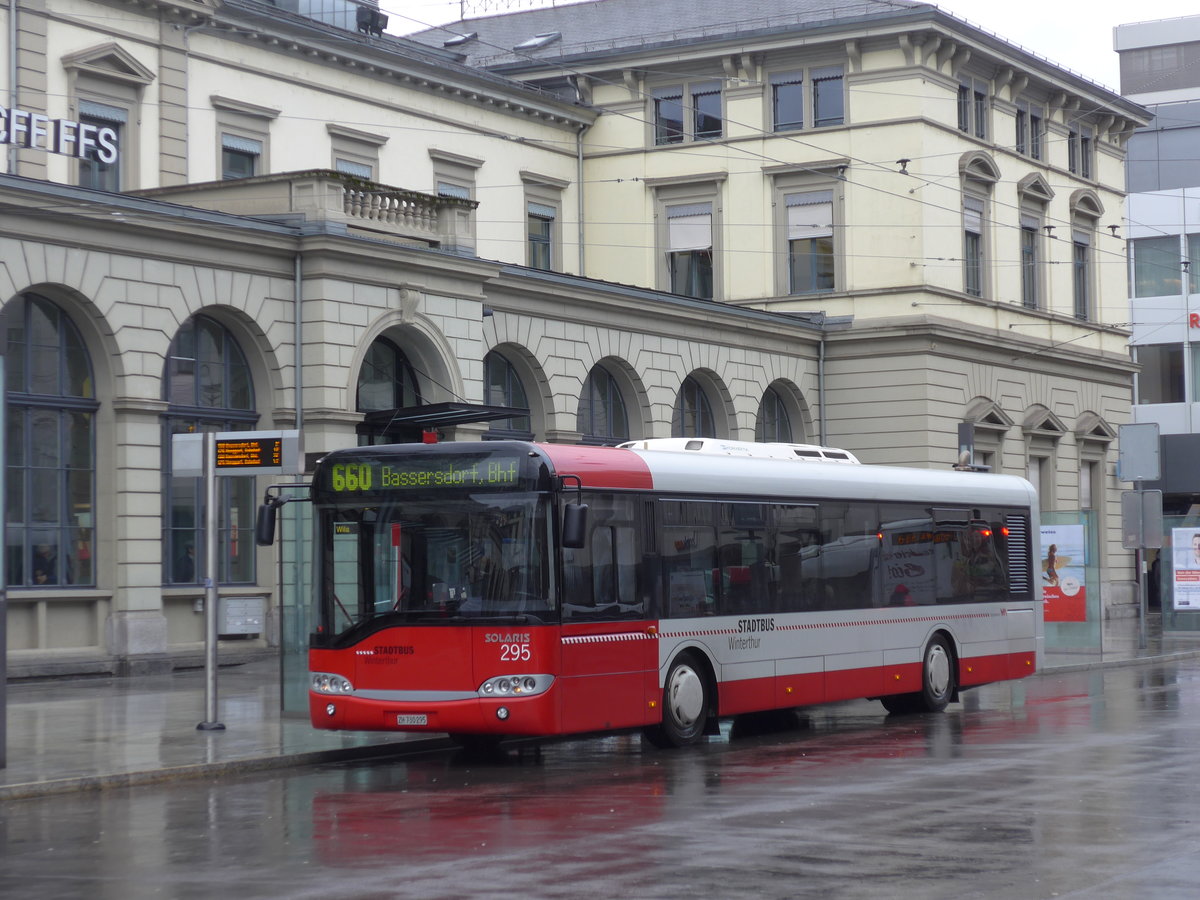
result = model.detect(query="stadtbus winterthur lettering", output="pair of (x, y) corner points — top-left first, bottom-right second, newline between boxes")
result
(329, 459), (519, 492)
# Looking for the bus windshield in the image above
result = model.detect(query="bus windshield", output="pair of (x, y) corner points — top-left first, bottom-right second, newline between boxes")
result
(314, 491), (552, 644)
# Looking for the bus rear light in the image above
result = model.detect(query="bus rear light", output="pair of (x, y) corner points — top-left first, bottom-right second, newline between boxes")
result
(478, 674), (553, 698)
(311, 672), (355, 695)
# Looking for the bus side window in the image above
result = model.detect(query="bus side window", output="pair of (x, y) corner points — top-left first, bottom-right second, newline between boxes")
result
(816, 502), (880, 610)
(660, 500), (717, 617)
(564, 494), (645, 621)
(718, 503), (768, 616)
(774, 505), (819, 613)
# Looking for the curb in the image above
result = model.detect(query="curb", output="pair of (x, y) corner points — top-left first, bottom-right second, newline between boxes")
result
(0, 736), (453, 802)
(1039, 647), (1200, 675)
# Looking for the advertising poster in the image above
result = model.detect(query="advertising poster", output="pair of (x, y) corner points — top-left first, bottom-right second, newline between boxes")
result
(1041, 524), (1087, 622)
(1171, 528), (1200, 611)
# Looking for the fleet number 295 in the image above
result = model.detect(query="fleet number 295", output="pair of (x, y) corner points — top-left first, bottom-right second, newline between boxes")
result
(501, 643), (531, 661)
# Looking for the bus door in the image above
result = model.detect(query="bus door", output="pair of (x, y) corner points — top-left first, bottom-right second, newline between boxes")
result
(558, 495), (657, 734)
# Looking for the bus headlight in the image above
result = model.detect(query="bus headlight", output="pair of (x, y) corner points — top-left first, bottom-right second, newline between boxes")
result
(311, 672), (355, 695)
(477, 674), (553, 698)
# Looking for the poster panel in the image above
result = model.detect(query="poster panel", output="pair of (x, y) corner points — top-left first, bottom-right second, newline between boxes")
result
(1041, 523), (1087, 622)
(1172, 527), (1200, 611)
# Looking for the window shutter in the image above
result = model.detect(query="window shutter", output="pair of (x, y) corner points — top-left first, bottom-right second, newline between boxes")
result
(79, 100), (127, 124)
(222, 134), (263, 154)
(964, 196), (984, 233)
(786, 190), (833, 240)
(667, 203), (712, 251)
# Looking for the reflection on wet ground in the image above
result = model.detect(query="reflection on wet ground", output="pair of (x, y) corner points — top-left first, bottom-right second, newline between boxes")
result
(5, 661), (1200, 899)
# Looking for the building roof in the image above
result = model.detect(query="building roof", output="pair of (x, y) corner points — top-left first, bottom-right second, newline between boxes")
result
(406, 0), (930, 67)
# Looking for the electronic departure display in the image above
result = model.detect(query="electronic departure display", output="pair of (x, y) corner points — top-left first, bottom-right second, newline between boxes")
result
(215, 437), (283, 469)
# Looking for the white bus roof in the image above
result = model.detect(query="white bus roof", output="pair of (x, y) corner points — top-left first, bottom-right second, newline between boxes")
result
(617, 438), (860, 464)
(619, 447), (1037, 509)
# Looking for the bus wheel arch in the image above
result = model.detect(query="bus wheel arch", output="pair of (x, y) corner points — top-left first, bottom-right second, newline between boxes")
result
(643, 649), (716, 748)
(881, 629), (959, 715)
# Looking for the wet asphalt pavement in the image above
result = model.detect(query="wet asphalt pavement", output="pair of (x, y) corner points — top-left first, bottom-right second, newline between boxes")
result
(4, 658), (1200, 899)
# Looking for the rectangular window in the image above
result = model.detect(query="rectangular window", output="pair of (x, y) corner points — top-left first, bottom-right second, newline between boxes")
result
(957, 80), (987, 138)
(692, 82), (723, 139)
(654, 87), (685, 145)
(1073, 231), (1091, 319)
(655, 83), (723, 143)
(786, 190), (835, 294)
(1137, 344), (1185, 404)
(1080, 128), (1093, 179)
(771, 72), (804, 131)
(667, 203), (713, 299)
(1027, 456), (1050, 510)
(963, 195), (985, 297)
(973, 88), (987, 139)
(221, 134), (261, 180)
(77, 100), (125, 192)
(1080, 461), (1095, 510)
(1132, 236), (1181, 297)
(1068, 130), (1079, 174)
(812, 66), (844, 127)
(527, 202), (555, 270)
(1020, 217), (1039, 309)
(329, 125), (385, 182)
(1016, 102), (1043, 160)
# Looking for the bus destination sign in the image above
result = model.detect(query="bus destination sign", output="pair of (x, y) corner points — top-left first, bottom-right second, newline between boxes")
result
(215, 437), (282, 470)
(323, 453), (524, 494)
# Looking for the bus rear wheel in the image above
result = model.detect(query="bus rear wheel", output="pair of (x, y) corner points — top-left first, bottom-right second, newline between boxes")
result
(644, 652), (709, 748)
(881, 635), (956, 715)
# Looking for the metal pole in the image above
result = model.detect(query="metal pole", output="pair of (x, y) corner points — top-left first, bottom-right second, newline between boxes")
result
(1136, 480), (1148, 651)
(1136, 545), (1148, 651)
(198, 431), (225, 731)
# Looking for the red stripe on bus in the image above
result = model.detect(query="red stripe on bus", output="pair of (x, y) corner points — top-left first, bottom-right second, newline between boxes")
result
(537, 444), (654, 489)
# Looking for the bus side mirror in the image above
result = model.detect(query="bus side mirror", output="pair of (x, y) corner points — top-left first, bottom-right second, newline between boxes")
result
(256, 500), (281, 546)
(563, 503), (588, 549)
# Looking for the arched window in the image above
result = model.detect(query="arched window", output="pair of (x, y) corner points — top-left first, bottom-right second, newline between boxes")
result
(578, 365), (629, 445)
(162, 315), (257, 585)
(356, 337), (424, 444)
(4, 293), (98, 587)
(672, 375), (715, 438)
(357, 337), (421, 411)
(755, 387), (793, 442)
(484, 351), (532, 439)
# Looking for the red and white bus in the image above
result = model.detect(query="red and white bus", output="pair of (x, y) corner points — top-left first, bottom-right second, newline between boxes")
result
(297, 439), (1040, 747)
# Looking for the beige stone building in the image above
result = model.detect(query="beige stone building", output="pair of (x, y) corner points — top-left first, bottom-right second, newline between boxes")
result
(0, 0), (1148, 674)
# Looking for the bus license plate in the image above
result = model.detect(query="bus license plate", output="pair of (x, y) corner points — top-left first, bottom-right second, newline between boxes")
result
(396, 714), (427, 726)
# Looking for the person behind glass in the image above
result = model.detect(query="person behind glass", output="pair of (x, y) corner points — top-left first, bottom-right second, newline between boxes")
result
(176, 543), (195, 582)
(32, 543), (57, 585)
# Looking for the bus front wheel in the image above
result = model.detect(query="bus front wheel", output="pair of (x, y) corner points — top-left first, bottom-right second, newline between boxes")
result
(881, 634), (956, 715)
(644, 652), (709, 748)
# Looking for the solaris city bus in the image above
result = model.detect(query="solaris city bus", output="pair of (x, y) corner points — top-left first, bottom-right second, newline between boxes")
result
(272, 438), (1041, 748)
